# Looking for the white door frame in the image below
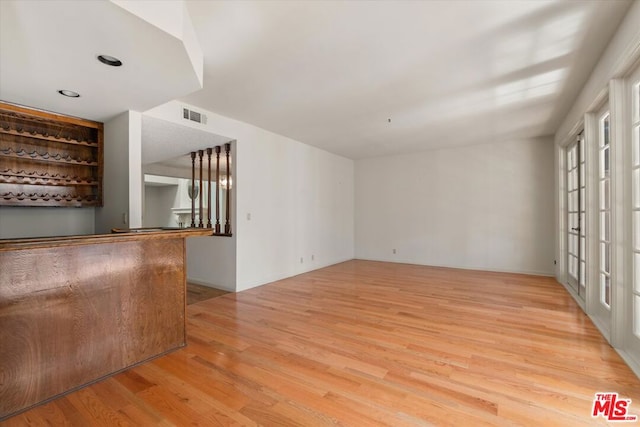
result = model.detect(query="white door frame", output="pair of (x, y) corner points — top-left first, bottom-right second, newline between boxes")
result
(588, 102), (612, 341)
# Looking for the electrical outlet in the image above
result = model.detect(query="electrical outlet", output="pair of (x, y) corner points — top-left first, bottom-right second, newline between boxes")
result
(247, 213), (251, 221)
(311, 254), (314, 261)
(300, 257), (304, 264)
(122, 212), (128, 224)
(393, 248), (396, 254)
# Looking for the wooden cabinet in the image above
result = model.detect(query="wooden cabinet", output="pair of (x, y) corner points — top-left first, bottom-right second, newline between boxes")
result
(0, 101), (103, 207)
(0, 228), (212, 420)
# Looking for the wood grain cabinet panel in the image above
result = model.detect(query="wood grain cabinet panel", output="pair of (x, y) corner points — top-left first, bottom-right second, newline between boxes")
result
(0, 233), (196, 420)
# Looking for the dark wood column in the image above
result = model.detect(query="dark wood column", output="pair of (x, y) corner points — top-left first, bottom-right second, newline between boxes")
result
(206, 148), (212, 228)
(198, 150), (204, 228)
(190, 151), (196, 228)
(224, 143), (232, 234)
(215, 146), (221, 234)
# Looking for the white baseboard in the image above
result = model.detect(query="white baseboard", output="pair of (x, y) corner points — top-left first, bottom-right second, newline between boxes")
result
(616, 349), (640, 381)
(236, 256), (354, 292)
(355, 257), (555, 277)
(556, 279), (587, 311)
(187, 278), (235, 292)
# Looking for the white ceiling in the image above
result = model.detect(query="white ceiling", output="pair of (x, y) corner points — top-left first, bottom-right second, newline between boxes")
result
(141, 116), (230, 165)
(141, 115), (231, 179)
(0, 1), (633, 161)
(0, 0), (201, 122)
(182, 0), (631, 158)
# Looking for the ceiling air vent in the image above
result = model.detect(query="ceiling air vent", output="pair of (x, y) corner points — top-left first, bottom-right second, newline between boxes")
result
(182, 107), (207, 124)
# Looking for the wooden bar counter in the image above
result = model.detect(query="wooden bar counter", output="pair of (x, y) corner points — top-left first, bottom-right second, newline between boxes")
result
(0, 228), (212, 420)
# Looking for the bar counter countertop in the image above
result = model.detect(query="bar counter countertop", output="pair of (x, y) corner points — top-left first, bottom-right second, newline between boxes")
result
(0, 227), (212, 421)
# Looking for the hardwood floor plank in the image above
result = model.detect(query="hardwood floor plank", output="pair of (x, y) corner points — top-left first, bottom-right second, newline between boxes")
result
(63, 387), (136, 427)
(187, 283), (229, 305)
(5, 260), (640, 425)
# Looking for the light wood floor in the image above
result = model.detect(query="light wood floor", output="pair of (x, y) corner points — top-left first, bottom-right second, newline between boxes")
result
(187, 282), (229, 305)
(5, 260), (640, 426)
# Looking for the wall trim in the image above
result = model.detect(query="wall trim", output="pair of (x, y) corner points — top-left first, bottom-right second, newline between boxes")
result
(355, 257), (554, 278)
(236, 256), (355, 292)
(187, 278), (235, 292)
(616, 349), (640, 381)
(556, 279), (587, 312)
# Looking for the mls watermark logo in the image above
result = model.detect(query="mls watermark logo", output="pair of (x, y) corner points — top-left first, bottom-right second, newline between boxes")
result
(592, 392), (638, 422)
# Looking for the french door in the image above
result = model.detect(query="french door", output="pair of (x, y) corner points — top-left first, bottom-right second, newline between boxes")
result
(591, 105), (612, 337)
(566, 136), (586, 299)
(628, 67), (640, 357)
(561, 66), (640, 373)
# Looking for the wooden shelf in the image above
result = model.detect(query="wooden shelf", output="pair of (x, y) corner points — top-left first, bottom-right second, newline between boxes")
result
(0, 169), (98, 186)
(0, 127), (98, 147)
(0, 101), (103, 207)
(0, 192), (96, 206)
(0, 147), (98, 166)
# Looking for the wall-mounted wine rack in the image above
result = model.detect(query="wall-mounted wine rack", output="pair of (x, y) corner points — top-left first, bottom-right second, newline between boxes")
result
(0, 101), (103, 207)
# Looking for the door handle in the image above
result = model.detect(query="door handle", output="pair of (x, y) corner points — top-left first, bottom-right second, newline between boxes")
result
(572, 227), (580, 231)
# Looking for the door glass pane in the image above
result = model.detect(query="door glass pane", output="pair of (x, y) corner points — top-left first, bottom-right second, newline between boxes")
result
(603, 115), (610, 146)
(602, 274), (611, 306)
(634, 169), (640, 208)
(600, 180), (610, 209)
(635, 211), (640, 249)
(633, 126), (639, 167)
(635, 295), (640, 337)
(569, 148), (575, 168)
(634, 252), (640, 293)
(603, 147), (609, 175)
(568, 191), (575, 211)
(600, 211), (610, 241)
(568, 190), (573, 210)
(601, 243), (610, 274)
(634, 82), (640, 123)
(569, 255), (576, 277)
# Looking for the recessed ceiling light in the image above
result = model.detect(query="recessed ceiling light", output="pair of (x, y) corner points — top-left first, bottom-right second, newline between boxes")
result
(58, 90), (80, 98)
(97, 55), (123, 67)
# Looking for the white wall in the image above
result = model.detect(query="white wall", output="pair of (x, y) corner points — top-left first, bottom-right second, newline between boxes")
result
(143, 185), (179, 227)
(355, 137), (555, 275)
(145, 101), (355, 291)
(0, 207), (94, 238)
(235, 135), (354, 290)
(128, 111), (143, 229)
(95, 111), (143, 233)
(187, 236), (236, 291)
